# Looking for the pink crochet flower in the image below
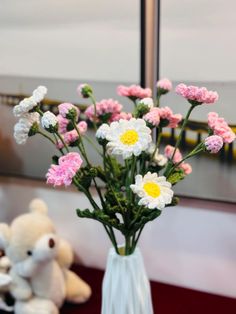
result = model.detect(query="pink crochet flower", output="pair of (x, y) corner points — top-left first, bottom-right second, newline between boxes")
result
(58, 103), (80, 119)
(143, 108), (160, 127)
(179, 162), (192, 175)
(143, 107), (182, 128)
(57, 114), (69, 134)
(164, 145), (183, 163)
(85, 99), (122, 122)
(111, 112), (132, 122)
(158, 107), (182, 128)
(77, 83), (93, 98)
(205, 135), (223, 153)
(46, 152), (83, 186)
(117, 85), (152, 99)
(207, 112), (235, 143)
(157, 78), (172, 91)
(176, 84), (219, 104)
(59, 121), (88, 147)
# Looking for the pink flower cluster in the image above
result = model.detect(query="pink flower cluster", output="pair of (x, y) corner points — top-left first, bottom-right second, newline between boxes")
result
(164, 145), (192, 175)
(176, 84), (219, 104)
(205, 135), (223, 154)
(144, 106), (182, 128)
(58, 103), (80, 119)
(157, 78), (172, 91)
(208, 112), (235, 143)
(57, 114), (69, 134)
(46, 152), (83, 186)
(57, 121), (88, 148)
(111, 112), (132, 122)
(85, 99), (123, 122)
(117, 85), (152, 99)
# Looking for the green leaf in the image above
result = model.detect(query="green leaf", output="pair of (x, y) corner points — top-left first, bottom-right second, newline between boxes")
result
(167, 169), (185, 185)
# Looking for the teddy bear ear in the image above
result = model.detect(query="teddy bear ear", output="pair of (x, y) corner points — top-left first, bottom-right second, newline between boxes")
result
(29, 198), (48, 215)
(0, 224), (11, 249)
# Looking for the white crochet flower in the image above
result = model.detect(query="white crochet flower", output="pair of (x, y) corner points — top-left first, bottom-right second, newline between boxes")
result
(96, 124), (110, 140)
(147, 143), (168, 166)
(130, 172), (173, 210)
(32, 86), (47, 103)
(41, 111), (58, 129)
(13, 86), (47, 117)
(14, 112), (40, 145)
(138, 97), (154, 109)
(106, 118), (152, 159)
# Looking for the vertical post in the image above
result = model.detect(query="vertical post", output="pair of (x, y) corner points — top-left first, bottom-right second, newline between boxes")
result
(140, 0), (160, 94)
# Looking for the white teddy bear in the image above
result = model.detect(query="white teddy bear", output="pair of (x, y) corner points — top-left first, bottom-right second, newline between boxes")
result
(0, 248), (12, 312)
(0, 199), (91, 314)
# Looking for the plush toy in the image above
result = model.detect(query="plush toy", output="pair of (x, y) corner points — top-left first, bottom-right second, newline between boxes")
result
(0, 247), (13, 312)
(0, 199), (91, 314)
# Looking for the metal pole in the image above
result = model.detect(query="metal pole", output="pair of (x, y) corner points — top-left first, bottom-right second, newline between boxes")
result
(140, 0), (160, 94)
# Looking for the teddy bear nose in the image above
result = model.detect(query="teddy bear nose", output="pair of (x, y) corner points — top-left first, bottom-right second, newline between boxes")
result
(48, 238), (55, 248)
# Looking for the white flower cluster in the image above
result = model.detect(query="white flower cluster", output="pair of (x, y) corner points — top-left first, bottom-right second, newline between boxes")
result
(13, 86), (47, 117)
(14, 112), (40, 145)
(137, 97), (154, 109)
(41, 111), (58, 129)
(147, 143), (167, 166)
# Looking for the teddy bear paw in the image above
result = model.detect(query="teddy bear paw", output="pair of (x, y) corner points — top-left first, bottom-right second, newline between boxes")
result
(15, 298), (59, 314)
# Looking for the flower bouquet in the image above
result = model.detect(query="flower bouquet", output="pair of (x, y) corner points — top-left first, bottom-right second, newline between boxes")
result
(13, 80), (235, 314)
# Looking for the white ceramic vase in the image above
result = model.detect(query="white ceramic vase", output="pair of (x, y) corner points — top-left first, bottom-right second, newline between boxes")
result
(102, 247), (154, 314)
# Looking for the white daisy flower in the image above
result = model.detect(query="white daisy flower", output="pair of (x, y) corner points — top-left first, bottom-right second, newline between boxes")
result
(96, 123), (110, 139)
(14, 112), (40, 145)
(41, 111), (58, 130)
(105, 118), (152, 159)
(130, 172), (173, 210)
(13, 86), (47, 117)
(138, 97), (154, 109)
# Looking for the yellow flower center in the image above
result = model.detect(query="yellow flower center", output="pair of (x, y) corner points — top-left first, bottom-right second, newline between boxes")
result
(120, 129), (139, 146)
(143, 182), (161, 198)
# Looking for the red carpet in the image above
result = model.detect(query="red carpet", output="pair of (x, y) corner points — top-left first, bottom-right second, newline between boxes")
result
(61, 265), (236, 314)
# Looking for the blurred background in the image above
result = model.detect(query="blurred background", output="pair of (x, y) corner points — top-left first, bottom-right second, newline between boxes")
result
(0, 0), (236, 299)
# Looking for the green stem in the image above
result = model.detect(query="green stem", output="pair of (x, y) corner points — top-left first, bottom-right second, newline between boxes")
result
(152, 127), (162, 160)
(167, 143), (204, 178)
(37, 130), (55, 145)
(88, 93), (98, 130)
(84, 134), (102, 156)
(156, 95), (161, 107)
(56, 132), (69, 153)
(132, 225), (145, 251)
(171, 104), (195, 162)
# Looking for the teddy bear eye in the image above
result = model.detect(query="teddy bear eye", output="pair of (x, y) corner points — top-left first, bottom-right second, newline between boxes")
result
(27, 250), (33, 256)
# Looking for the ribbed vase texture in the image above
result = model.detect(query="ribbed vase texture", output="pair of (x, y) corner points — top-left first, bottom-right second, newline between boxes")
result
(102, 247), (154, 314)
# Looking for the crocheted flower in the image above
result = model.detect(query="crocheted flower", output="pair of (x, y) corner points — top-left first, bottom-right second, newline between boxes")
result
(111, 112), (132, 122)
(130, 172), (173, 210)
(41, 111), (58, 132)
(105, 118), (152, 159)
(157, 78), (172, 94)
(207, 112), (235, 144)
(205, 135), (223, 153)
(14, 112), (40, 144)
(46, 152), (83, 186)
(77, 84), (93, 98)
(144, 107), (182, 128)
(57, 114), (69, 134)
(58, 121), (88, 147)
(85, 99), (123, 123)
(117, 85), (152, 100)
(13, 86), (47, 117)
(137, 98), (154, 109)
(147, 144), (168, 167)
(143, 108), (160, 127)
(176, 84), (219, 105)
(58, 103), (80, 120)
(164, 145), (183, 163)
(179, 162), (192, 175)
